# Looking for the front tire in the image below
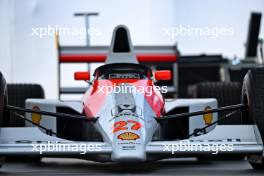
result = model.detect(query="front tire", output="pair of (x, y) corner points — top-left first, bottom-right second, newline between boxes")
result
(0, 72), (7, 168)
(242, 68), (264, 169)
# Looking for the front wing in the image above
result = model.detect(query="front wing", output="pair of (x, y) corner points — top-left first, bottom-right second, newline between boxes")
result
(0, 125), (263, 159)
(147, 125), (263, 156)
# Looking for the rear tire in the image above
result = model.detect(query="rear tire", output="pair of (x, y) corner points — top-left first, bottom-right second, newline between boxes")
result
(5, 84), (44, 162)
(7, 84), (45, 127)
(189, 82), (242, 124)
(242, 68), (264, 169)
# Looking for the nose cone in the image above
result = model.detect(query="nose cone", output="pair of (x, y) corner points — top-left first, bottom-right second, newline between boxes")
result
(91, 83), (159, 162)
(111, 142), (146, 162)
(110, 113), (147, 162)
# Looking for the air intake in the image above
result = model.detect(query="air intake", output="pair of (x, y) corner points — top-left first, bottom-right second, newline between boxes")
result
(113, 27), (130, 53)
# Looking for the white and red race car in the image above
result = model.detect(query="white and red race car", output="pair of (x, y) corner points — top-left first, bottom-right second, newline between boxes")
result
(0, 25), (264, 169)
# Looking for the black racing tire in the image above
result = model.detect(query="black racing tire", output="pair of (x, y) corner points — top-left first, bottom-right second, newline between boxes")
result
(189, 82), (242, 124)
(5, 84), (44, 161)
(7, 84), (45, 127)
(242, 68), (264, 170)
(250, 162), (264, 170)
(0, 72), (9, 126)
(0, 72), (6, 126)
(0, 157), (4, 168)
(0, 72), (7, 168)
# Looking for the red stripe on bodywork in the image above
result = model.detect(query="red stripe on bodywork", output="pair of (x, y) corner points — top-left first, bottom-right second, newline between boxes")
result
(82, 79), (165, 118)
(59, 54), (177, 63)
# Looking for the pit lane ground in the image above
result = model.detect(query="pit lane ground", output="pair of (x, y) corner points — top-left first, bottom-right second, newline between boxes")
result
(1, 157), (264, 175)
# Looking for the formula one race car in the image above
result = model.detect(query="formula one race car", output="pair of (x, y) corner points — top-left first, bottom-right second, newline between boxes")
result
(0, 25), (264, 169)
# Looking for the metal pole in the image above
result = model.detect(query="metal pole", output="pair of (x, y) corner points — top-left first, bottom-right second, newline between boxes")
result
(73, 12), (99, 46)
(73, 12), (99, 97)
(85, 15), (90, 46)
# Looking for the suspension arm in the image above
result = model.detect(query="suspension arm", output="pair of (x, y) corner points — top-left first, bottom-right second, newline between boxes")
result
(4, 105), (98, 122)
(157, 104), (247, 121)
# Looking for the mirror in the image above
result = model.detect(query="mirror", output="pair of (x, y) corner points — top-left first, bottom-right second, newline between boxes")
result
(74, 71), (90, 81)
(154, 70), (172, 81)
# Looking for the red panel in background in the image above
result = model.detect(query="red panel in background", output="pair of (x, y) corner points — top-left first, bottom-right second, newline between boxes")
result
(59, 54), (177, 63)
(74, 72), (90, 81)
(60, 54), (106, 62)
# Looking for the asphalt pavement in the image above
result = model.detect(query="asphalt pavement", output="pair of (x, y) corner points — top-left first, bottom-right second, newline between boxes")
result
(0, 157), (264, 176)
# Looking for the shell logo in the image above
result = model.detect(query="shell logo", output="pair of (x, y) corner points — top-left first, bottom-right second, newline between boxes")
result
(117, 132), (140, 140)
(31, 106), (42, 124)
(203, 106), (213, 125)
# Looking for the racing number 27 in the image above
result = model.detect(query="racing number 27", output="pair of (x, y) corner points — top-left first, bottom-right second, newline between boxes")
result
(113, 120), (142, 133)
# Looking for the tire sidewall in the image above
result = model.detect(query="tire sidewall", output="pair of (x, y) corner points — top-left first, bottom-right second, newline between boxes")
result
(0, 72), (7, 127)
(242, 70), (264, 140)
(0, 72), (6, 168)
(242, 72), (256, 125)
(242, 69), (264, 168)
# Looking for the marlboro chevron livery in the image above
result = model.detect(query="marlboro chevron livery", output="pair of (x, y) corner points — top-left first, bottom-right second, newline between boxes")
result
(0, 25), (264, 169)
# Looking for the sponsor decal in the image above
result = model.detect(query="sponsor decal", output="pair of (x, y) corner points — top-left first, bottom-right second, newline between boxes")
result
(203, 106), (213, 125)
(31, 106), (42, 124)
(122, 146), (136, 150)
(117, 132), (140, 140)
(113, 120), (142, 133)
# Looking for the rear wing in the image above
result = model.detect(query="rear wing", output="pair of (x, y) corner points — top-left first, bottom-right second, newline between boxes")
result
(59, 46), (177, 63)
